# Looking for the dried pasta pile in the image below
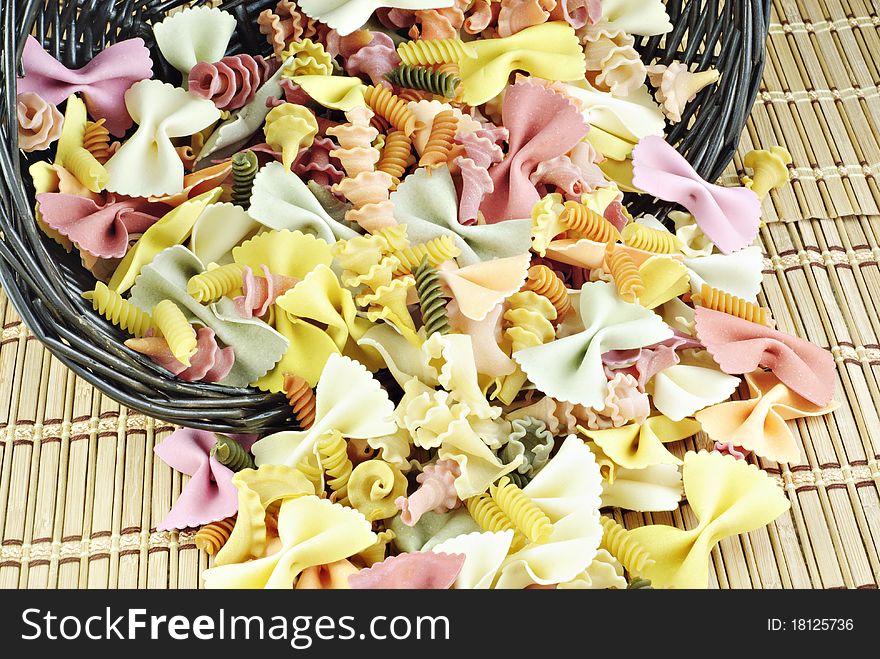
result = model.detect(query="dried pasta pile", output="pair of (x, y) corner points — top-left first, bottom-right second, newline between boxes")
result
(18, 0), (835, 589)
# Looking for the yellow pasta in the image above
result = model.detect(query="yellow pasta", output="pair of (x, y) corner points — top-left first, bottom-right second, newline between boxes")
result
(606, 246), (644, 303)
(370, 224), (410, 253)
(151, 300), (198, 366)
(186, 263), (245, 304)
(418, 109), (457, 168)
(599, 515), (654, 576)
(397, 38), (476, 67)
(392, 235), (461, 274)
(82, 282), (154, 338)
(195, 516), (237, 555)
(65, 145), (108, 193)
(376, 130), (414, 184)
(466, 494), (527, 552)
(621, 223), (682, 254)
(317, 432), (353, 506)
(560, 201), (621, 244)
(364, 85), (419, 136)
(489, 476), (553, 544)
(693, 283), (772, 326)
(522, 265), (571, 322)
(82, 118), (116, 164)
(357, 529), (396, 567)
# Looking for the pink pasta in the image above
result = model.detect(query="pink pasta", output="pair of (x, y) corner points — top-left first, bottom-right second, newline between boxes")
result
(127, 327), (235, 384)
(188, 54), (276, 111)
(16, 92), (63, 152)
(234, 266), (300, 319)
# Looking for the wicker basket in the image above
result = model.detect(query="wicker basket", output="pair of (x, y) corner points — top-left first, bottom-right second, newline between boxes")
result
(0, 0), (771, 433)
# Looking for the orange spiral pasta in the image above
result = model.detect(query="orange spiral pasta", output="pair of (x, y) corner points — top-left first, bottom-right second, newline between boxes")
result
(560, 201), (621, 244)
(364, 85), (419, 136)
(694, 284), (772, 326)
(283, 373), (317, 429)
(418, 110), (457, 169)
(82, 118), (117, 164)
(395, 88), (434, 104)
(621, 223), (681, 254)
(195, 516), (236, 555)
(606, 246), (644, 303)
(522, 265), (571, 322)
(376, 130), (413, 184)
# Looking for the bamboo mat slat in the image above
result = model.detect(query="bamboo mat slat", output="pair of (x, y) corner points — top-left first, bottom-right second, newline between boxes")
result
(1, 0), (879, 589)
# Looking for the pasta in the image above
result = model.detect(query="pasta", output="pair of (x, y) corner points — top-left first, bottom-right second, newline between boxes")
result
(317, 432), (354, 505)
(386, 64), (461, 99)
(605, 245), (644, 303)
(397, 37), (476, 66)
(280, 38), (334, 77)
(599, 515), (653, 576)
(522, 264), (572, 322)
(393, 235), (461, 274)
(414, 257), (452, 337)
(621, 222), (682, 254)
(376, 130), (414, 185)
(264, 102), (319, 171)
(364, 84), (420, 136)
(194, 516), (237, 556)
(83, 282), (154, 338)
(693, 283), (772, 327)
(283, 373), (318, 429)
(489, 476), (553, 544)
(151, 299), (198, 367)
(231, 150), (259, 209)
(17, 92), (63, 153)
(186, 263), (246, 304)
(189, 54), (275, 111)
(347, 459), (408, 521)
(211, 433), (256, 471)
(560, 200), (621, 243)
(419, 110), (458, 168)
(465, 495), (526, 552)
(81, 119), (117, 164)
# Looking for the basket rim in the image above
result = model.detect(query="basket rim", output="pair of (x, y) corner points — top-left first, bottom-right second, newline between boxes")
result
(0, 0), (772, 433)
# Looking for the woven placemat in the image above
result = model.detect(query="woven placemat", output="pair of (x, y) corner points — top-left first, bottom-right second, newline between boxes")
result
(1, 0), (879, 589)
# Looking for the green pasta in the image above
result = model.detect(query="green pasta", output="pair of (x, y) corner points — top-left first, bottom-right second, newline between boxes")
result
(307, 180), (352, 222)
(231, 150), (259, 209)
(414, 256), (451, 337)
(386, 64), (461, 99)
(626, 578), (654, 589)
(501, 416), (555, 488)
(211, 433), (255, 472)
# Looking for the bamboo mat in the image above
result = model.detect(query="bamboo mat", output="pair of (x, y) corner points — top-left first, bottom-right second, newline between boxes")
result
(1, 0), (879, 589)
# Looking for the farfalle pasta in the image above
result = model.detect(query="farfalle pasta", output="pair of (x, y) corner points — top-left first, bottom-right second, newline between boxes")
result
(26, 1), (832, 591)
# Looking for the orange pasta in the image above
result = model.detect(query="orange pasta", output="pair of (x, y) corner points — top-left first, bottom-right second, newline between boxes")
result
(560, 201), (621, 244)
(418, 110), (457, 168)
(82, 118), (117, 164)
(283, 373), (317, 429)
(522, 264), (571, 322)
(194, 516), (236, 555)
(364, 85), (419, 136)
(606, 245), (644, 303)
(694, 283), (771, 326)
(376, 130), (414, 184)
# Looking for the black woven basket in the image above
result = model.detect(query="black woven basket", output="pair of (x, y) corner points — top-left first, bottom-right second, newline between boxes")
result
(0, 0), (770, 433)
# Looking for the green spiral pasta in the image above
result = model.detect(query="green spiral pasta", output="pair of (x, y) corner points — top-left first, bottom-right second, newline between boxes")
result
(386, 64), (461, 99)
(490, 476), (553, 545)
(82, 282), (153, 338)
(307, 181), (352, 222)
(211, 434), (255, 471)
(413, 256), (451, 337)
(626, 577), (654, 589)
(231, 150), (259, 209)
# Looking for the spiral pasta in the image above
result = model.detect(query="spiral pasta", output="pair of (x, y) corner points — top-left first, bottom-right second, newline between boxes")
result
(522, 265), (571, 321)
(694, 283), (772, 326)
(599, 515), (653, 576)
(605, 246), (644, 303)
(419, 109), (458, 169)
(560, 201), (621, 244)
(397, 38), (476, 67)
(82, 118), (117, 164)
(376, 130), (414, 184)
(152, 300), (198, 366)
(187, 263), (246, 304)
(466, 494), (527, 552)
(621, 223), (682, 254)
(386, 64), (461, 99)
(393, 235), (461, 274)
(283, 373), (317, 429)
(194, 516), (237, 555)
(414, 256), (451, 337)
(231, 150), (259, 209)
(490, 476), (553, 544)
(364, 85), (419, 137)
(66, 145), (108, 193)
(83, 282), (154, 338)
(317, 432), (353, 506)
(211, 434), (256, 471)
